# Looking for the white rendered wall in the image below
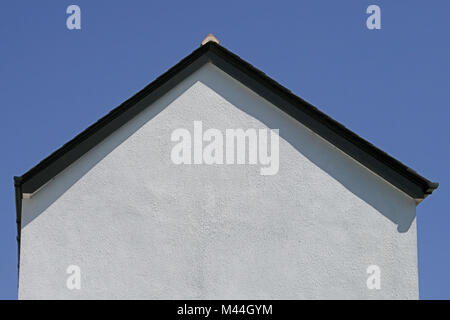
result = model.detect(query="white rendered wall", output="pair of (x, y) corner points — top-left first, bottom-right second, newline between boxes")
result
(19, 63), (418, 299)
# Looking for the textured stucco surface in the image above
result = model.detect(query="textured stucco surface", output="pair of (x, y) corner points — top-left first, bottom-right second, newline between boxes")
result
(19, 63), (418, 299)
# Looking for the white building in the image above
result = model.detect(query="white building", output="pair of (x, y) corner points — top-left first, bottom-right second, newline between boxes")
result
(14, 36), (438, 299)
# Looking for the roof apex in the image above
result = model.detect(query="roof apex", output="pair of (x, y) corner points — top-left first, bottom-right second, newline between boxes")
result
(201, 33), (219, 46)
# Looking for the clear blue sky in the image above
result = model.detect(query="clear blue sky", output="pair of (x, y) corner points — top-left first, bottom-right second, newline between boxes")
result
(0, 0), (448, 299)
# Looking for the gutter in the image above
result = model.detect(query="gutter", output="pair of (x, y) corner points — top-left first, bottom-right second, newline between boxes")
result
(14, 176), (22, 280)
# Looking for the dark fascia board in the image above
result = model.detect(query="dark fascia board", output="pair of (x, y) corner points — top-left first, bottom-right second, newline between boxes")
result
(206, 45), (439, 199)
(13, 41), (438, 220)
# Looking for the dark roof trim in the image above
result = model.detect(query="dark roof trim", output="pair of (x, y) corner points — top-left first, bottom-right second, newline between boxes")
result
(14, 177), (22, 274)
(13, 41), (439, 271)
(206, 45), (439, 199)
(14, 41), (438, 200)
(15, 47), (211, 195)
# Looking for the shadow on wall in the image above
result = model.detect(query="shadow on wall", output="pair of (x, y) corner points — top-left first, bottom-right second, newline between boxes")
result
(21, 70), (193, 229)
(21, 64), (416, 233)
(197, 66), (416, 233)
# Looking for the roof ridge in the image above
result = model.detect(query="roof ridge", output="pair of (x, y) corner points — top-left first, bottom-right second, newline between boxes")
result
(14, 41), (438, 199)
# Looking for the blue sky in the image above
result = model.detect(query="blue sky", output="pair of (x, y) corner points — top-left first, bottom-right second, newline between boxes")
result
(0, 0), (448, 299)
